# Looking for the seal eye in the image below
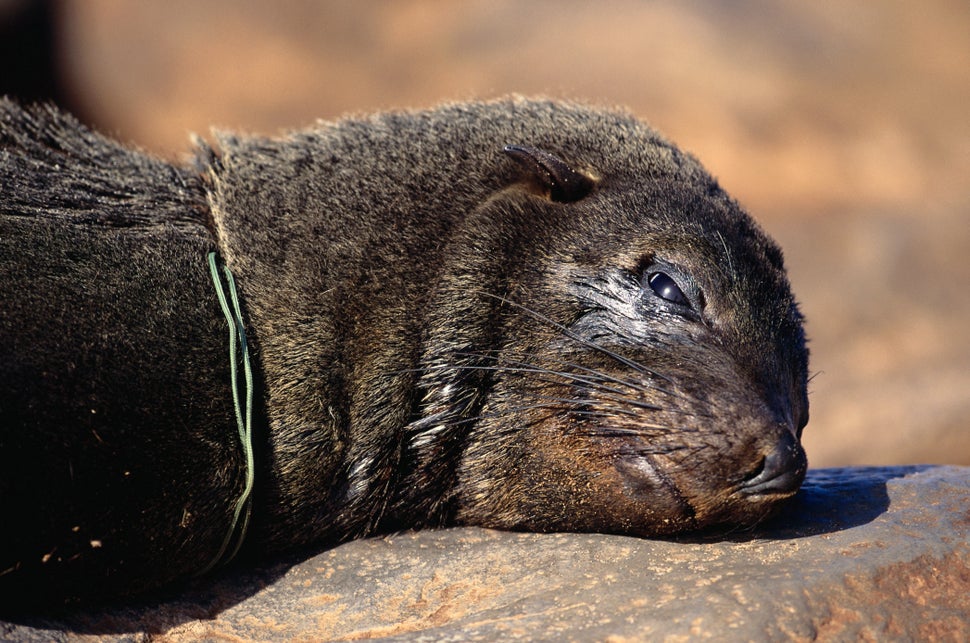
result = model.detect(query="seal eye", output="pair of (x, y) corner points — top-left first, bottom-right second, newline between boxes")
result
(647, 272), (690, 307)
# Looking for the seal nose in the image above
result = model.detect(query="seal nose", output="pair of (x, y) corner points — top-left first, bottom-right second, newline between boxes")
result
(741, 430), (807, 496)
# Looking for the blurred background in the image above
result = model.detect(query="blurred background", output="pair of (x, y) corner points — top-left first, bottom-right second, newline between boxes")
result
(2, 0), (968, 467)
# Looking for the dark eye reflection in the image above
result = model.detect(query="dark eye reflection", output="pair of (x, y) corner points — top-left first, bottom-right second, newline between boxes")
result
(647, 272), (690, 307)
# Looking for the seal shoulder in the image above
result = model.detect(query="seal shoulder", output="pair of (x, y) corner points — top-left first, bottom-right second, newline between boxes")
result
(0, 97), (206, 228)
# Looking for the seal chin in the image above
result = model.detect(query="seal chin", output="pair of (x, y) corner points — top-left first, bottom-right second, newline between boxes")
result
(613, 455), (701, 533)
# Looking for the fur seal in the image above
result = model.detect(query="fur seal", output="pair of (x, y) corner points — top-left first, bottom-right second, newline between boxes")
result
(0, 96), (809, 606)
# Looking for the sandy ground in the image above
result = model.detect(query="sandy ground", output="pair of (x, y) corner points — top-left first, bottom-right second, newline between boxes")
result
(11, 0), (970, 466)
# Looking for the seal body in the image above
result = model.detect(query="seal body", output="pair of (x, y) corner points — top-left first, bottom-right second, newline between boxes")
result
(0, 97), (809, 605)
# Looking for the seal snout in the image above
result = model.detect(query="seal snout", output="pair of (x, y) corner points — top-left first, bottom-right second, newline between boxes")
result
(740, 430), (807, 497)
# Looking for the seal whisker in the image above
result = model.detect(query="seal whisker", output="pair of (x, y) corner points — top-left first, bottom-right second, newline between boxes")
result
(460, 362), (680, 415)
(583, 421), (684, 436)
(410, 360), (653, 404)
(478, 291), (657, 379)
(409, 353), (719, 427)
(445, 304), (708, 410)
(501, 352), (674, 393)
(535, 354), (696, 406)
(511, 394), (644, 419)
(614, 444), (693, 457)
(415, 397), (633, 436)
(402, 357), (715, 429)
(452, 349), (685, 404)
(431, 337), (679, 397)
(453, 352), (710, 417)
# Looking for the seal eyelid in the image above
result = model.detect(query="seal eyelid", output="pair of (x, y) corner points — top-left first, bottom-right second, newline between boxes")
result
(646, 272), (690, 307)
(637, 265), (706, 315)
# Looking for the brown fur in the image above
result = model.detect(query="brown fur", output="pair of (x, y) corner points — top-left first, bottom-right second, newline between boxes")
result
(0, 96), (808, 606)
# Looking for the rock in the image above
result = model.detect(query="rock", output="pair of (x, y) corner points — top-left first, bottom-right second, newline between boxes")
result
(2, 466), (968, 641)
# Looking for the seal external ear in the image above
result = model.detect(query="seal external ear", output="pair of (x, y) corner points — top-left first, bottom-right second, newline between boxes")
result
(503, 145), (595, 203)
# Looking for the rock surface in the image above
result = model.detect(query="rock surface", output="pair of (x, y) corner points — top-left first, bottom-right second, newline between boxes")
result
(2, 466), (967, 641)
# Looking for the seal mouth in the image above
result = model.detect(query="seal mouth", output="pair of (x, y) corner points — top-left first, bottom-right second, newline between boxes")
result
(740, 435), (807, 498)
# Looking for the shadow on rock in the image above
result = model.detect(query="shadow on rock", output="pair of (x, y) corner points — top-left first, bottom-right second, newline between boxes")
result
(673, 465), (935, 544)
(0, 547), (311, 637)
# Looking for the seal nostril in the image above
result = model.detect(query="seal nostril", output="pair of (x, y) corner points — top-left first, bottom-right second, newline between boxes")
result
(741, 431), (807, 496)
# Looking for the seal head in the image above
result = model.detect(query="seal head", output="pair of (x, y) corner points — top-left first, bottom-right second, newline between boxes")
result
(385, 135), (808, 537)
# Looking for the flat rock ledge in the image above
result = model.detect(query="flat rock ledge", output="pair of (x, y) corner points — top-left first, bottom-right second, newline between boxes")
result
(3, 466), (968, 641)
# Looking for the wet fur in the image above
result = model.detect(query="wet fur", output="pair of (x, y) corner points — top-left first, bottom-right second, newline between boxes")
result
(0, 96), (808, 605)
